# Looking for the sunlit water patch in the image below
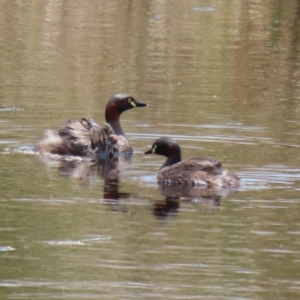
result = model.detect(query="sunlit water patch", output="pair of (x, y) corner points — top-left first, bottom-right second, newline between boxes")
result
(0, 106), (23, 112)
(0, 246), (15, 252)
(192, 6), (216, 12)
(47, 240), (86, 246)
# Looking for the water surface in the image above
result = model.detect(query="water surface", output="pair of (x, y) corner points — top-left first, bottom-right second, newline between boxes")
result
(1, 1), (300, 299)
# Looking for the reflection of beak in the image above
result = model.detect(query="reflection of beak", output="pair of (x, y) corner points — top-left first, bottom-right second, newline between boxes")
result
(135, 100), (147, 107)
(144, 149), (152, 155)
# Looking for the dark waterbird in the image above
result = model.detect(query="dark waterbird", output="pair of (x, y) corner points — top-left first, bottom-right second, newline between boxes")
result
(36, 94), (147, 157)
(145, 137), (240, 187)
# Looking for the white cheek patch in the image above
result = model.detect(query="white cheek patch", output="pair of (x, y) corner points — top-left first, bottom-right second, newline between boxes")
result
(131, 101), (136, 107)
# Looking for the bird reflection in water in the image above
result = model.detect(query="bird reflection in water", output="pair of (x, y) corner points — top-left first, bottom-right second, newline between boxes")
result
(38, 154), (132, 211)
(152, 185), (236, 218)
(152, 197), (180, 218)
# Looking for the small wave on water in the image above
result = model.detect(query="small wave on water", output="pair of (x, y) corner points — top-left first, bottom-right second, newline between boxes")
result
(45, 236), (111, 246)
(2, 145), (36, 155)
(238, 164), (300, 191)
(2, 145), (93, 163)
(130, 122), (273, 146)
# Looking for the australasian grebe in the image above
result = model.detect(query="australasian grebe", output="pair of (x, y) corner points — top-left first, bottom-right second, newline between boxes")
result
(36, 94), (147, 157)
(145, 137), (240, 187)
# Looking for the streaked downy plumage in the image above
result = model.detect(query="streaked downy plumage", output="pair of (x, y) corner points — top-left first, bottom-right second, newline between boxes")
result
(145, 137), (240, 187)
(36, 94), (147, 157)
(80, 118), (131, 157)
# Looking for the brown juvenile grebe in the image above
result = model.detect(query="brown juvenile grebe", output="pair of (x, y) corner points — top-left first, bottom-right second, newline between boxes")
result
(145, 137), (240, 187)
(36, 94), (147, 157)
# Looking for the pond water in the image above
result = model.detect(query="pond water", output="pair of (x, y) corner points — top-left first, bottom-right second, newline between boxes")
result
(1, 0), (300, 299)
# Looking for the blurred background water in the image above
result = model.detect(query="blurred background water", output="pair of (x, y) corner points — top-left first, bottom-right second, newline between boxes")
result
(1, 0), (300, 299)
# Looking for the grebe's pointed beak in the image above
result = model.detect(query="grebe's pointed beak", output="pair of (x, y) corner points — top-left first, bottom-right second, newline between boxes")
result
(135, 100), (147, 107)
(144, 149), (152, 155)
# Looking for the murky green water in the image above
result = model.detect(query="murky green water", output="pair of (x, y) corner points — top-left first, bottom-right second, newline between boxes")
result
(1, 0), (300, 299)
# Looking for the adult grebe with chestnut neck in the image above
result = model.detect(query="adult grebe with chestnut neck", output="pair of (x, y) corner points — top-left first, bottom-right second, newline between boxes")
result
(36, 94), (147, 157)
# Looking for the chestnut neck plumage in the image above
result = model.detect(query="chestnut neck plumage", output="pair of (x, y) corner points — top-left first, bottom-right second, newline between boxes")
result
(105, 104), (125, 136)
